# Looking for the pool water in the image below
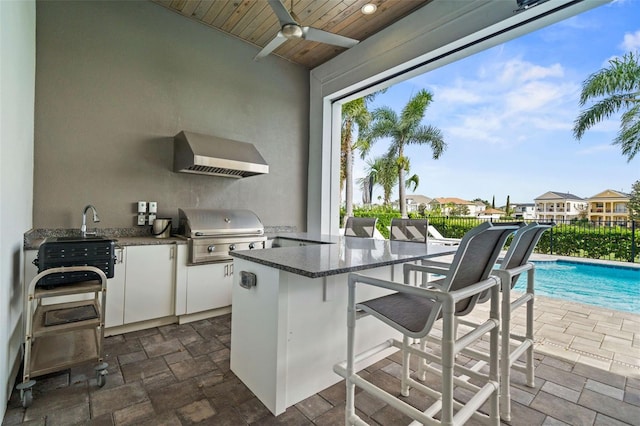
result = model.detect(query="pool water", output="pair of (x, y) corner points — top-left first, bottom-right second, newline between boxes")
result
(513, 261), (640, 314)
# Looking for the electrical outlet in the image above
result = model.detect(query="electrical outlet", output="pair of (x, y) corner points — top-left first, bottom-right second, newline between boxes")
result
(137, 201), (147, 213)
(148, 214), (157, 224)
(149, 201), (157, 213)
(137, 214), (146, 226)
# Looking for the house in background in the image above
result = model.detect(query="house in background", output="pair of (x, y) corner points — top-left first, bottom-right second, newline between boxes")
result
(405, 195), (433, 213)
(587, 189), (631, 225)
(430, 197), (478, 216)
(534, 191), (587, 222)
(478, 208), (506, 220)
(513, 203), (537, 220)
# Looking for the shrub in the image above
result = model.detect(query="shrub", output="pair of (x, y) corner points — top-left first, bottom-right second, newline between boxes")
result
(339, 211), (639, 262)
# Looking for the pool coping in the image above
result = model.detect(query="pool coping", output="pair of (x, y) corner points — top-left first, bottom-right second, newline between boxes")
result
(529, 253), (640, 270)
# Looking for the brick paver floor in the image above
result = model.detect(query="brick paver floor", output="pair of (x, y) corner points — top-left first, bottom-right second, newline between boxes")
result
(3, 256), (639, 425)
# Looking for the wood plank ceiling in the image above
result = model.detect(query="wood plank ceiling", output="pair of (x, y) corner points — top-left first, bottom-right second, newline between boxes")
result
(152, 0), (431, 69)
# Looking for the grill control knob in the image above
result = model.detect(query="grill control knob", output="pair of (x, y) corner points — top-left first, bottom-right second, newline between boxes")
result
(207, 245), (215, 253)
(249, 242), (255, 249)
(229, 244), (236, 251)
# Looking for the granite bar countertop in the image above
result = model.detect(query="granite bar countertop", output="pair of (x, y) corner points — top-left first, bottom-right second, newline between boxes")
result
(231, 234), (456, 279)
(24, 225), (296, 250)
(268, 232), (339, 244)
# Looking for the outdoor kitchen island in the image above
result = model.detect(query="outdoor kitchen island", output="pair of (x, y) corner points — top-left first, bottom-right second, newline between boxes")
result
(229, 234), (457, 415)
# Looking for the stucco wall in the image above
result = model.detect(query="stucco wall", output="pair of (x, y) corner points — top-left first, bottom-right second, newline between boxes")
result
(0, 0), (36, 415)
(34, 1), (309, 231)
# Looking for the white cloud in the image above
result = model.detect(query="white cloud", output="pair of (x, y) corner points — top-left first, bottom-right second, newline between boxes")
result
(504, 81), (569, 112)
(498, 59), (564, 84)
(620, 30), (640, 51)
(426, 58), (578, 145)
(576, 144), (616, 155)
(436, 87), (481, 104)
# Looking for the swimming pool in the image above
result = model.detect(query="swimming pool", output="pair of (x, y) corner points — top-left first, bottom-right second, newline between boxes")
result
(513, 260), (640, 314)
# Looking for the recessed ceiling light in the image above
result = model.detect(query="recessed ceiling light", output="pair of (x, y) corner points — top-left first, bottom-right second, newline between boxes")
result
(361, 3), (377, 15)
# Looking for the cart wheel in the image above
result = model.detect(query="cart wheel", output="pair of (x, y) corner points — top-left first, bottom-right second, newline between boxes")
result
(16, 380), (35, 409)
(21, 389), (33, 408)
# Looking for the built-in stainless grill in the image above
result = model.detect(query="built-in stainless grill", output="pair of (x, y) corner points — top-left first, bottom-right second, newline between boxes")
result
(178, 208), (266, 264)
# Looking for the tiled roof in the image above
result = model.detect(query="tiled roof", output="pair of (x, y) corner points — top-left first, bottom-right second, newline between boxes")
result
(534, 191), (585, 201)
(588, 189), (631, 199)
(432, 197), (474, 205)
(481, 208), (505, 214)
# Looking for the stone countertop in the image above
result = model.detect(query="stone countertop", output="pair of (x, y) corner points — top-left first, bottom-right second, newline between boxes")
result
(231, 234), (457, 279)
(24, 225), (296, 250)
(24, 236), (186, 250)
(267, 232), (339, 244)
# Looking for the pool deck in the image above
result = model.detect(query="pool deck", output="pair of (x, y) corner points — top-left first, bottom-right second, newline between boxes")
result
(474, 254), (640, 378)
(3, 254), (639, 425)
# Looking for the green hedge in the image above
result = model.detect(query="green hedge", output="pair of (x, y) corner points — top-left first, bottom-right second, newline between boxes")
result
(341, 207), (401, 239)
(341, 210), (639, 262)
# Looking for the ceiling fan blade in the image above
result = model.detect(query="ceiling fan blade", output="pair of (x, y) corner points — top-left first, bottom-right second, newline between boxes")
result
(254, 32), (287, 60)
(302, 27), (359, 48)
(267, 0), (297, 26)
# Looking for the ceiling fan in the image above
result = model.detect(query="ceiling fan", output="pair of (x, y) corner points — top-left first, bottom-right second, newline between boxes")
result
(254, 0), (360, 61)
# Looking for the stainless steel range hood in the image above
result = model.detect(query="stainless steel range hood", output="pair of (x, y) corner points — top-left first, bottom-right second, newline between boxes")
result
(173, 130), (269, 178)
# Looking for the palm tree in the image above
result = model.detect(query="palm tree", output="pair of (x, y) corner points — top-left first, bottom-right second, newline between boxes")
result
(341, 98), (371, 222)
(369, 89), (446, 217)
(360, 156), (397, 207)
(573, 52), (640, 161)
(341, 91), (385, 223)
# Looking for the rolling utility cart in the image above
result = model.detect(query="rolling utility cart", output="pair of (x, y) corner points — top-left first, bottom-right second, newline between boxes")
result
(17, 264), (110, 408)
(17, 236), (116, 408)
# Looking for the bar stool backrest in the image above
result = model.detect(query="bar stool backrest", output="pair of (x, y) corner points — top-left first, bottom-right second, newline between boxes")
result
(344, 217), (378, 238)
(390, 218), (428, 243)
(441, 222), (521, 317)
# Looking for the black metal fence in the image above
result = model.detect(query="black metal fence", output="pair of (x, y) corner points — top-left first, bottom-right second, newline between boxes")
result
(426, 216), (639, 263)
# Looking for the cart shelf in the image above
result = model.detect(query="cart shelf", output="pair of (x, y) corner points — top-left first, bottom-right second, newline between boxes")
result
(28, 329), (100, 377)
(32, 280), (103, 299)
(31, 300), (102, 337)
(18, 266), (109, 408)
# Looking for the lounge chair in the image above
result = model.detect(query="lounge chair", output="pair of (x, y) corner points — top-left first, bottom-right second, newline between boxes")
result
(343, 217), (378, 238)
(427, 224), (461, 245)
(334, 221), (520, 425)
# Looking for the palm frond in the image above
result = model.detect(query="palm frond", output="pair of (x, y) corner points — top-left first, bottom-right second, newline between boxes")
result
(400, 89), (433, 127)
(573, 94), (633, 139)
(615, 106), (640, 160)
(579, 52), (640, 105)
(409, 125), (447, 159)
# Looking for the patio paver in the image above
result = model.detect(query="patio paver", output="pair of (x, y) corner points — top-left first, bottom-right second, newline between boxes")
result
(3, 255), (639, 425)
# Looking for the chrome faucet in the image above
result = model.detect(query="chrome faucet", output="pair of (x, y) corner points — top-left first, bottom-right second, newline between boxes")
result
(81, 204), (101, 237)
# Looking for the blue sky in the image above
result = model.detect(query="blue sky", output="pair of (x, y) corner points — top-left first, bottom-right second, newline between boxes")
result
(352, 0), (639, 207)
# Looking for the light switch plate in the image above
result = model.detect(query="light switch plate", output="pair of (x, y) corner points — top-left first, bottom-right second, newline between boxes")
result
(137, 201), (147, 213)
(148, 201), (157, 213)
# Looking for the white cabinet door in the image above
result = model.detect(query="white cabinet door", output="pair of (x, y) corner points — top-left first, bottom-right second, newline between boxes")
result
(186, 262), (233, 314)
(124, 245), (175, 323)
(105, 246), (126, 328)
(174, 244), (188, 316)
